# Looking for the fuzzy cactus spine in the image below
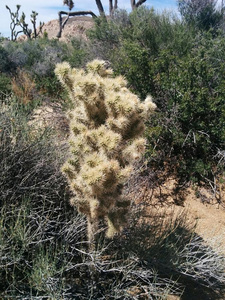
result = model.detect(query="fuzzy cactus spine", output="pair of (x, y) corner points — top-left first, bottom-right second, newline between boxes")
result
(55, 60), (156, 242)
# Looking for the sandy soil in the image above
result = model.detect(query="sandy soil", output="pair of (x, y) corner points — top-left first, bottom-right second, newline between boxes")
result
(132, 174), (225, 256)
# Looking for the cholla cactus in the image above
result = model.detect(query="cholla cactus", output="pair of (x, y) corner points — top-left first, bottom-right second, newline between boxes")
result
(55, 60), (156, 242)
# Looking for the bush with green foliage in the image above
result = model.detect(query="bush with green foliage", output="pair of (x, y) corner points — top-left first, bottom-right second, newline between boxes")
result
(89, 8), (195, 99)
(146, 31), (225, 182)
(89, 7), (225, 184)
(0, 73), (11, 99)
(0, 45), (14, 73)
(177, 0), (224, 31)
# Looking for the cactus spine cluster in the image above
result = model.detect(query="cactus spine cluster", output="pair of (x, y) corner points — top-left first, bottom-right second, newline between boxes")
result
(55, 60), (156, 241)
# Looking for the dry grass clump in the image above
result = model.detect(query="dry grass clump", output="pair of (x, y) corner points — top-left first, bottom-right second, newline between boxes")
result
(11, 69), (36, 104)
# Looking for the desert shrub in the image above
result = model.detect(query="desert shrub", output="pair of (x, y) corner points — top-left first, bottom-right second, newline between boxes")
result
(178, 0), (224, 32)
(112, 40), (155, 99)
(5, 39), (47, 69)
(65, 38), (89, 68)
(2, 38), (88, 98)
(0, 45), (14, 72)
(11, 69), (37, 105)
(88, 8), (195, 99)
(4, 39), (64, 97)
(0, 73), (11, 99)
(146, 31), (225, 182)
(0, 102), (67, 204)
(5, 41), (29, 67)
(87, 14), (122, 60)
(0, 197), (87, 299)
(32, 45), (63, 76)
(111, 11), (196, 99)
(90, 7), (194, 58)
(34, 39), (88, 96)
(128, 7), (178, 54)
(89, 6), (225, 184)
(88, 8), (180, 59)
(0, 101), (85, 297)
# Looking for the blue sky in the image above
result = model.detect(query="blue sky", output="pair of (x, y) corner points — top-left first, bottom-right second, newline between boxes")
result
(0, 0), (179, 38)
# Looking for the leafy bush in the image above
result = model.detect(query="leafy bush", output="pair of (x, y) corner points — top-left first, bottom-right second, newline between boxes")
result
(146, 31), (225, 182)
(178, 0), (224, 31)
(89, 7), (225, 184)
(0, 45), (14, 72)
(0, 73), (11, 99)
(89, 8), (195, 99)
(65, 38), (89, 68)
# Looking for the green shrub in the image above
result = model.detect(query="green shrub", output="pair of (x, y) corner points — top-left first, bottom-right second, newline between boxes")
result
(89, 8), (195, 99)
(0, 73), (11, 99)
(2, 38), (88, 98)
(0, 44), (13, 72)
(178, 0), (224, 32)
(89, 6), (225, 184)
(146, 31), (225, 182)
(65, 38), (89, 68)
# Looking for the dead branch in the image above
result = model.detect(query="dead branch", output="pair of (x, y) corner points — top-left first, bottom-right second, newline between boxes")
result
(57, 10), (97, 38)
(131, 0), (147, 10)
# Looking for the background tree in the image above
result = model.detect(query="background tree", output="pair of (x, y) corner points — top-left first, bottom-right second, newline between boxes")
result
(57, 0), (103, 38)
(6, 4), (21, 41)
(177, 0), (223, 31)
(109, 0), (118, 16)
(131, 0), (147, 10)
(58, 0), (147, 38)
(63, 0), (147, 15)
(63, 0), (105, 16)
(6, 5), (44, 41)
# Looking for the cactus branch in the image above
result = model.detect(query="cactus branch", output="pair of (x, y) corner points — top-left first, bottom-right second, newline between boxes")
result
(55, 60), (156, 244)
